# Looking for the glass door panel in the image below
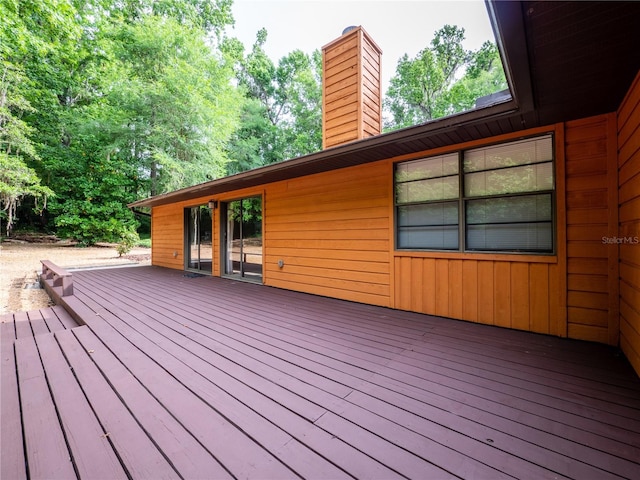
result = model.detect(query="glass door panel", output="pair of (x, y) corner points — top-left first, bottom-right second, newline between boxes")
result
(186, 205), (212, 273)
(224, 196), (262, 281)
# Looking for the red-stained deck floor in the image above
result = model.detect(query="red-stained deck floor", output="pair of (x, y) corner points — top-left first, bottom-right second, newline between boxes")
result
(2, 265), (640, 479)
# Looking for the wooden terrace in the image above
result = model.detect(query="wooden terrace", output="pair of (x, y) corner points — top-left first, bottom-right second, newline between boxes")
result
(2, 265), (640, 479)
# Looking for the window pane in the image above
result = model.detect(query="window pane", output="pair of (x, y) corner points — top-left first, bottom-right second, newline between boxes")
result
(466, 195), (552, 224)
(464, 135), (553, 172)
(398, 225), (459, 250)
(396, 175), (459, 203)
(398, 202), (458, 226)
(466, 194), (553, 251)
(466, 223), (553, 251)
(465, 162), (553, 196)
(395, 153), (458, 182)
(397, 202), (459, 249)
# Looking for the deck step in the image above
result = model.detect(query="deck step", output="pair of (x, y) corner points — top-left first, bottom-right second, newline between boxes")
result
(0, 306), (79, 339)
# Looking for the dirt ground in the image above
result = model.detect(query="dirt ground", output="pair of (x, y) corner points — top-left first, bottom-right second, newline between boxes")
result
(0, 240), (151, 315)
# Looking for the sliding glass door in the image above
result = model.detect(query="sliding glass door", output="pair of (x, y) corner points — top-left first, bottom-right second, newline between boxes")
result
(223, 196), (262, 281)
(185, 205), (212, 273)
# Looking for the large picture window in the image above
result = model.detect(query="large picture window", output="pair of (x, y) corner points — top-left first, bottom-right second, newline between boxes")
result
(395, 135), (554, 253)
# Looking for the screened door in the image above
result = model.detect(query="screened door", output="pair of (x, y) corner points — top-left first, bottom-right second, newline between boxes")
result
(185, 205), (212, 273)
(223, 196), (262, 281)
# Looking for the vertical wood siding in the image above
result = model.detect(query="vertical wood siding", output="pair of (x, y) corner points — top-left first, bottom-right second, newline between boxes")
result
(618, 72), (640, 375)
(565, 114), (619, 344)
(393, 257), (561, 335)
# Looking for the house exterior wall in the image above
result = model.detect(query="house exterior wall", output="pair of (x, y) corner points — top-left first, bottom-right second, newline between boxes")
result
(149, 117), (624, 347)
(266, 161), (391, 306)
(151, 202), (185, 270)
(565, 113), (620, 345)
(618, 72), (640, 375)
(392, 124), (567, 338)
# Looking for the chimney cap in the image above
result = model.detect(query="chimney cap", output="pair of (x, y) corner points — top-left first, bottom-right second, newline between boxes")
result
(342, 25), (358, 35)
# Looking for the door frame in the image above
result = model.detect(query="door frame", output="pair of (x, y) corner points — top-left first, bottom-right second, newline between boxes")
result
(220, 195), (263, 283)
(184, 204), (213, 274)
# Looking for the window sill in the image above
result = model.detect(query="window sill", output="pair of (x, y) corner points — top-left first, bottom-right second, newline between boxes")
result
(394, 250), (557, 263)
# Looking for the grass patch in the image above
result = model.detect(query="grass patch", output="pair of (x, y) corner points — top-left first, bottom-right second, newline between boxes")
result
(137, 232), (151, 248)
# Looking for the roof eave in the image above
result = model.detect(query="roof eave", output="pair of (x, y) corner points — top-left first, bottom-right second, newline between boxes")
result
(129, 98), (518, 208)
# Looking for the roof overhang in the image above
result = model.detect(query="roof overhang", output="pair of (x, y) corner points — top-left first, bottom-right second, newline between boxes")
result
(130, 0), (640, 208)
(129, 99), (518, 207)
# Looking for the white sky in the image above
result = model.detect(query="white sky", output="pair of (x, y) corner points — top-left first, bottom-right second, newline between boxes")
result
(226, 0), (497, 94)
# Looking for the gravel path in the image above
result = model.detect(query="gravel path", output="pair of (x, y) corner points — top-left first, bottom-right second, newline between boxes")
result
(0, 241), (150, 314)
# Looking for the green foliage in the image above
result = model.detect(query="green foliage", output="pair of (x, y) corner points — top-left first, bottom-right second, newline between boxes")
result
(0, 154), (53, 235)
(2, 0), (238, 241)
(2, 0), (506, 245)
(384, 26), (507, 130)
(225, 29), (322, 173)
(112, 0), (234, 35)
(225, 98), (277, 174)
(116, 228), (140, 257)
(0, 5), (57, 235)
(54, 199), (138, 246)
(136, 233), (151, 248)
(99, 14), (242, 196)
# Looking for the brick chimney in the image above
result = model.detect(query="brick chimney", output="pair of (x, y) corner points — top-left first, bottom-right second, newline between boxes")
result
(322, 26), (382, 149)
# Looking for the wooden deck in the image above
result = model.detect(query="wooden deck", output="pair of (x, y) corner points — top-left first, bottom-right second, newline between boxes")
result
(2, 265), (640, 479)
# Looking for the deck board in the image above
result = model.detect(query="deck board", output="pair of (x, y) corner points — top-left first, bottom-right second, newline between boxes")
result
(75, 285), (330, 422)
(69, 326), (234, 480)
(26, 310), (50, 336)
(34, 332), (127, 479)
(68, 301), (307, 479)
(75, 267), (640, 479)
(54, 327), (182, 479)
(2, 265), (640, 479)
(39, 306), (67, 332)
(73, 287), (376, 479)
(408, 338), (640, 403)
(93, 269), (639, 429)
(52, 305), (79, 330)
(15, 334), (77, 479)
(13, 311), (34, 339)
(0, 321), (26, 480)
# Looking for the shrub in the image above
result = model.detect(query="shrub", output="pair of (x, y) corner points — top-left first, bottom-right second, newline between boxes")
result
(116, 229), (140, 257)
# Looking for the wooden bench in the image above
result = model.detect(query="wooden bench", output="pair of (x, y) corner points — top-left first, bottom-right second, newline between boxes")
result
(40, 260), (73, 299)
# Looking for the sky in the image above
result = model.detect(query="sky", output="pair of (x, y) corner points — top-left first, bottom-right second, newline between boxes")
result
(226, 0), (497, 93)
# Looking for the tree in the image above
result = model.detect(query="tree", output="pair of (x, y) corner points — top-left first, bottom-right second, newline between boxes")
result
(95, 14), (242, 196)
(0, 64), (53, 238)
(442, 41), (509, 114)
(47, 12), (241, 243)
(384, 25), (507, 130)
(113, 0), (234, 35)
(5, 0), (240, 243)
(225, 29), (322, 173)
(0, 0), (61, 235)
(0, 156), (53, 236)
